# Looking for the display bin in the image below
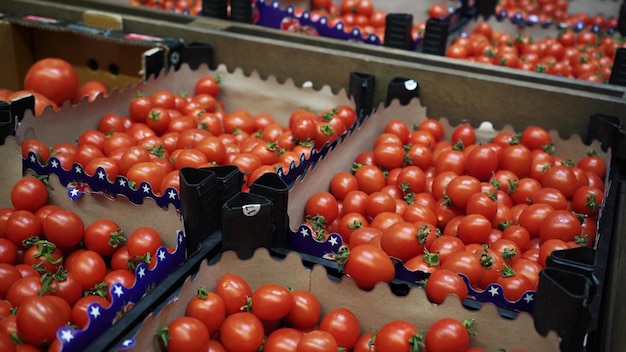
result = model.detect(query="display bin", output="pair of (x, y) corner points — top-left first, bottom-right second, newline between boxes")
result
(0, 136), (195, 352)
(0, 8), (188, 138)
(2, 1), (626, 351)
(21, 0), (626, 96)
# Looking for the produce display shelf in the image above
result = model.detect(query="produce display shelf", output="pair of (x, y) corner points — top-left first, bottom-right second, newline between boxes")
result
(2, 1), (626, 351)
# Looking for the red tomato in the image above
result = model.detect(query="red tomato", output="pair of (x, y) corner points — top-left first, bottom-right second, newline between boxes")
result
(160, 316), (210, 352)
(5, 210), (42, 250)
(194, 75), (220, 97)
(380, 221), (423, 262)
(342, 244), (395, 290)
(10, 177), (48, 212)
(541, 165), (578, 198)
(495, 265), (535, 302)
(83, 219), (125, 256)
(0, 239), (17, 265)
(571, 186), (605, 217)
(250, 284), (293, 322)
(445, 175), (481, 209)
(285, 289), (321, 329)
(126, 226), (163, 265)
(538, 209), (582, 243)
(424, 318), (471, 352)
(126, 161), (168, 194)
(465, 144), (499, 181)
(305, 191), (339, 225)
(21, 139), (51, 164)
(16, 296), (69, 347)
(42, 209), (85, 248)
(441, 250), (484, 289)
(103, 269), (135, 301)
(67, 250), (107, 291)
(373, 320), (420, 351)
(319, 308), (360, 350)
(219, 312), (264, 352)
(521, 126), (552, 151)
(354, 164), (386, 194)
(264, 327), (304, 351)
(518, 203), (554, 239)
(22, 240), (63, 273)
(425, 268), (468, 304)
(24, 58), (80, 107)
(215, 273), (252, 315)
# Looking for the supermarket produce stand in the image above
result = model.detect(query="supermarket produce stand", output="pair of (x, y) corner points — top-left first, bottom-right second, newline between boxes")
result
(1, 0), (626, 351)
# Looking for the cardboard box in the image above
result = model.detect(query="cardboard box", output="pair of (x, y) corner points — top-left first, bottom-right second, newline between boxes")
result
(284, 97), (611, 313)
(112, 249), (560, 351)
(0, 10), (183, 96)
(0, 136), (187, 352)
(15, 63), (356, 207)
(254, 0), (467, 50)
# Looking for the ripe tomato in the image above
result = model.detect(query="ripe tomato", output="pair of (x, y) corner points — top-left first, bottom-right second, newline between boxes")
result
(126, 161), (168, 194)
(354, 164), (386, 194)
(5, 210), (42, 250)
(66, 249), (106, 292)
(380, 221), (423, 262)
(571, 186), (605, 217)
(319, 308), (360, 350)
(518, 203), (554, 239)
(305, 191), (339, 225)
(521, 126), (552, 151)
(264, 328), (305, 351)
(445, 175), (481, 209)
(285, 289), (321, 329)
(425, 268), (468, 304)
(10, 176), (48, 212)
(250, 284), (293, 322)
(219, 312), (264, 352)
(538, 209), (582, 243)
(215, 273), (252, 315)
(495, 265), (535, 302)
(424, 318), (471, 352)
(373, 320), (420, 351)
(160, 316), (210, 352)
(22, 240), (63, 273)
(83, 219), (125, 256)
(194, 75), (220, 97)
(441, 250), (484, 288)
(126, 226), (163, 266)
(16, 296), (69, 347)
(24, 58), (80, 107)
(103, 269), (135, 301)
(42, 209), (85, 248)
(342, 244), (395, 290)
(541, 165), (578, 198)
(465, 144), (499, 181)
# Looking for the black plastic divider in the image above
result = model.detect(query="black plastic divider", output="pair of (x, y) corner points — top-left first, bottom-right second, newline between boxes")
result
(609, 48), (626, 87)
(473, 0), (497, 20)
(230, 0), (254, 23)
(0, 109), (12, 145)
(619, 1), (626, 36)
(0, 95), (35, 143)
(84, 234), (222, 352)
(386, 76), (419, 106)
(421, 18), (450, 56)
(383, 13), (414, 51)
(348, 71), (376, 123)
(180, 42), (216, 70)
(201, 0), (229, 19)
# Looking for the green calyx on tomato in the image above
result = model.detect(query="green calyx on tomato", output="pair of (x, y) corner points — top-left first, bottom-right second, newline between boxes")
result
(500, 264), (516, 278)
(408, 333), (425, 352)
(422, 249), (440, 267)
(332, 245), (350, 268)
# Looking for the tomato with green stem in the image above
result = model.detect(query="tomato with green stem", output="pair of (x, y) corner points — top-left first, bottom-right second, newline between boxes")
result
(10, 176), (48, 212)
(158, 316), (210, 352)
(336, 244), (395, 290)
(425, 268), (468, 304)
(219, 312), (264, 352)
(373, 319), (422, 351)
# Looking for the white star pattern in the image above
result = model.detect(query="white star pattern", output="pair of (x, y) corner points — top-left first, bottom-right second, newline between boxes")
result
(158, 250), (166, 261)
(89, 305), (101, 319)
(119, 179), (127, 187)
(122, 339), (134, 347)
(168, 189), (177, 199)
(70, 188), (80, 197)
(137, 266), (146, 279)
(523, 293), (534, 304)
(114, 284), (124, 298)
(60, 329), (74, 342)
(300, 227), (309, 237)
(488, 286), (500, 296)
(328, 236), (338, 246)
(98, 170), (106, 180)
(30, 155), (36, 163)
(75, 165), (82, 173)
(50, 159), (59, 168)
(142, 184), (151, 193)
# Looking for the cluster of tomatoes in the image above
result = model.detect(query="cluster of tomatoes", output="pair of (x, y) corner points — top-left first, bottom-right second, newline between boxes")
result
(0, 58), (109, 116)
(20, 73), (357, 196)
(0, 176), (168, 351)
(495, 0), (618, 32)
(126, 0), (203, 15)
(304, 118), (606, 303)
(157, 272), (517, 352)
(446, 21), (623, 83)
(298, 0), (452, 43)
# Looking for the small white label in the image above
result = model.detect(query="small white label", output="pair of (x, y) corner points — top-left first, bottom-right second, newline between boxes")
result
(242, 204), (261, 217)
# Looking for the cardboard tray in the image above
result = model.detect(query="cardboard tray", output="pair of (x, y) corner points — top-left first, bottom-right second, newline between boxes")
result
(14, 63), (357, 207)
(0, 136), (189, 352)
(101, 248), (561, 351)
